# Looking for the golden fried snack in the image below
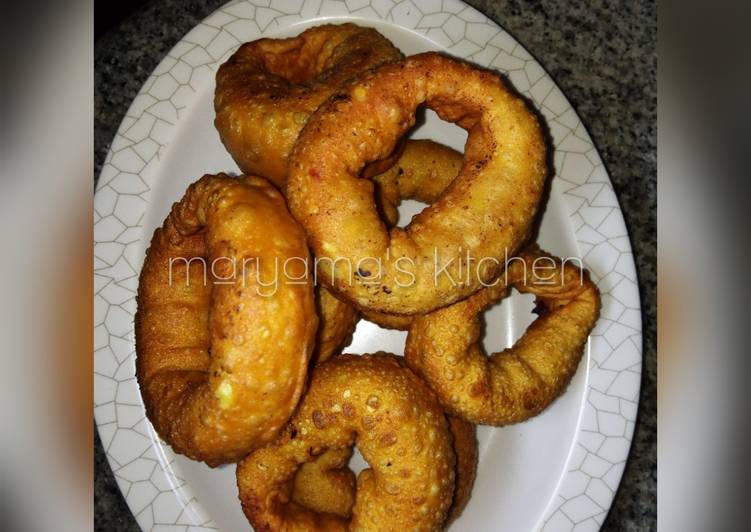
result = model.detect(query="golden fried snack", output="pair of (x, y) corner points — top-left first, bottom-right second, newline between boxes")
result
(404, 247), (600, 425)
(291, 447), (355, 518)
(317, 139), (465, 337)
(445, 416), (477, 523)
(135, 174), (318, 465)
(289, 416), (477, 524)
(363, 139), (465, 329)
(372, 138), (464, 228)
(236, 353), (456, 531)
(287, 52), (547, 314)
(214, 23), (403, 188)
(360, 308), (413, 331)
(315, 286), (359, 364)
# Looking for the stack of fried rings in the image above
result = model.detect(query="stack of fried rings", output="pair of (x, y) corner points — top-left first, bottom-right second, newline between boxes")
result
(134, 22), (602, 532)
(286, 52), (548, 315)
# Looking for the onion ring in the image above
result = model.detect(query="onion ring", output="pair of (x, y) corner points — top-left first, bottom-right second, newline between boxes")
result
(135, 174), (317, 465)
(404, 247), (600, 425)
(287, 52), (547, 314)
(236, 353), (455, 531)
(214, 23), (403, 188)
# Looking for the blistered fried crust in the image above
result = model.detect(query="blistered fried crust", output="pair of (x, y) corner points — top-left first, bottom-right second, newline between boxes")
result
(214, 23), (403, 187)
(372, 138), (464, 227)
(135, 174), (318, 465)
(404, 247), (600, 425)
(445, 416), (478, 523)
(236, 354), (455, 531)
(315, 287), (359, 364)
(363, 139), (464, 330)
(289, 415), (477, 525)
(287, 52), (547, 314)
(291, 447), (356, 518)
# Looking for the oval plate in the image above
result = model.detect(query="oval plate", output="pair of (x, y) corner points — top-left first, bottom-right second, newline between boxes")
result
(94, 1), (642, 530)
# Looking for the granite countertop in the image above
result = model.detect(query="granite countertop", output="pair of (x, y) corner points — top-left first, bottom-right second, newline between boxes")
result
(95, 1), (656, 530)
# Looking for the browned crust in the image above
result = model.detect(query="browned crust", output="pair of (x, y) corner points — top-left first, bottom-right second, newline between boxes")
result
(135, 174), (318, 465)
(404, 247), (601, 425)
(287, 52), (547, 314)
(214, 23), (403, 187)
(237, 354), (455, 531)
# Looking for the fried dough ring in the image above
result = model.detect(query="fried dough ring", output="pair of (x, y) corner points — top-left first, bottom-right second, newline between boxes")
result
(363, 139), (464, 329)
(315, 286), (359, 364)
(237, 353), (455, 531)
(404, 247), (600, 425)
(287, 52), (547, 314)
(214, 23), (403, 188)
(135, 174), (318, 465)
(319, 139), (464, 345)
(289, 415), (477, 524)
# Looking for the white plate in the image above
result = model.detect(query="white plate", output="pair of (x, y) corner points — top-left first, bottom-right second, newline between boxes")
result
(94, 1), (642, 530)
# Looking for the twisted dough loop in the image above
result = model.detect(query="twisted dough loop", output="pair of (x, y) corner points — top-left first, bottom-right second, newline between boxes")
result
(287, 52), (547, 314)
(291, 447), (356, 519)
(237, 354), (455, 531)
(289, 415), (477, 524)
(405, 247), (600, 425)
(214, 23), (403, 187)
(362, 139), (464, 330)
(135, 174), (318, 465)
(320, 140), (466, 345)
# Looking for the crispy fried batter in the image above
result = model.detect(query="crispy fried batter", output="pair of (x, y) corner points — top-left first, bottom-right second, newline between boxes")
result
(287, 53), (547, 314)
(237, 354), (455, 531)
(315, 286), (359, 364)
(404, 247), (600, 425)
(362, 139), (464, 330)
(319, 139), (465, 339)
(289, 415), (477, 525)
(372, 138), (464, 228)
(214, 24), (403, 187)
(291, 447), (355, 518)
(135, 174), (318, 465)
(445, 416), (478, 523)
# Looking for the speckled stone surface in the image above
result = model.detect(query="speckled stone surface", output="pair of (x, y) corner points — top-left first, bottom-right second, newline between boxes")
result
(94, 1), (656, 530)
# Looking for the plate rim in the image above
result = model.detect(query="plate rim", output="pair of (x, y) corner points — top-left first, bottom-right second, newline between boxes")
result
(94, 1), (643, 530)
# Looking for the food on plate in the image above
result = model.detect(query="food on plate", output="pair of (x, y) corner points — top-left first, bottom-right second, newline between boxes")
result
(292, 447), (356, 518)
(404, 247), (600, 426)
(363, 139), (464, 329)
(135, 174), (318, 465)
(359, 307), (414, 331)
(286, 52), (547, 315)
(315, 286), (359, 364)
(214, 23), (403, 188)
(445, 416), (478, 523)
(319, 139), (466, 336)
(372, 138), (464, 228)
(289, 415), (477, 523)
(236, 353), (456, 531)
